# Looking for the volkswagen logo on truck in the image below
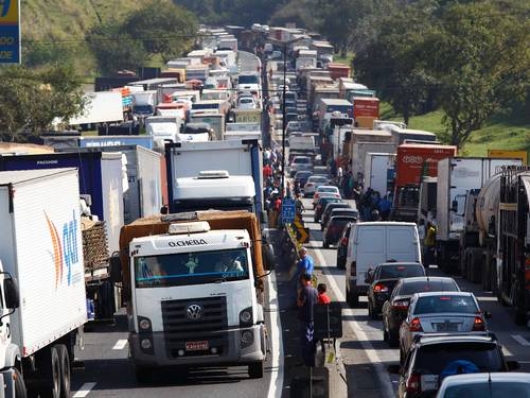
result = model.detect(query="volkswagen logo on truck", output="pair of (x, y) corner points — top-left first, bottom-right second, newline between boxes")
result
(186, 304), (203, 320)
(402, 155), (424, 164)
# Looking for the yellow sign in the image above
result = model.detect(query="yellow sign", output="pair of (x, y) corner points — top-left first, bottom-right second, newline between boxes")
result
(294, 216), (309, 244)
(488, 149), (528, 165)
(0, 0), (19, 23)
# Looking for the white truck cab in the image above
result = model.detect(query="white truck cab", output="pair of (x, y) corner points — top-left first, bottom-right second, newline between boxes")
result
(127, 221), (266, 382)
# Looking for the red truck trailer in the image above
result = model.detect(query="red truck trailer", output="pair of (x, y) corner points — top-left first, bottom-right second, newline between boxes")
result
(391, 143), (457, 222)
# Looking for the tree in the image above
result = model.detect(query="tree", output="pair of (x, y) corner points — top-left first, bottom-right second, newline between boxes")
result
(124, 0), (198, 63)
(424, 1), (530, 148)
(0, 65), (86, 142)
(353, 2), (439, 125)
(86, 23), (148, 75)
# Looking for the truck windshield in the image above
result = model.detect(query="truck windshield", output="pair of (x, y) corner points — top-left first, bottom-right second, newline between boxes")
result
(134, 248), (249, 288)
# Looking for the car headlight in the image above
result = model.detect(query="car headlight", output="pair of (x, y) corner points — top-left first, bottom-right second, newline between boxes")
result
(139, 318), (151, 330)
(240, 309), (253, 325)
(141, 338), (152, 349)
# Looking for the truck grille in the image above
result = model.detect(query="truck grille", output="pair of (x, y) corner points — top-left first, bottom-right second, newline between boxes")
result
(161, 297), (228, 357)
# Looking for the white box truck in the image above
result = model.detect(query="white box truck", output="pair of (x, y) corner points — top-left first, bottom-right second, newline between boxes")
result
(364, 152), (396, 196)
(0, 168), (87, 397)
(436, 157), (522, 273)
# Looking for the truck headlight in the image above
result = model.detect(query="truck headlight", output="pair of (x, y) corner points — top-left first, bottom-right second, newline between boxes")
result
(141, 338), (152, 349)
(241, 330), (254, 346)
(239, 308), (253, 326)
(139, 318), (151, 331)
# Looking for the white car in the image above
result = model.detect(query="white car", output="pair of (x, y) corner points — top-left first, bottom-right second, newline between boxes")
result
(312, 185), (341, 207)
(289, 156), (313, 177)
(303, 175), (329, 197)
(436, 372), (530, 398)
(399, 291), (490, 363)
(237, 96), (258, 109)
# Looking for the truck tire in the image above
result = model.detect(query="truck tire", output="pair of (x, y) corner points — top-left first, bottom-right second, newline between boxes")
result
(39, 346), (61, 398)
(55, 345), (71, 398)
(15, 368), (27, 398)
(248, 361), (264, 379)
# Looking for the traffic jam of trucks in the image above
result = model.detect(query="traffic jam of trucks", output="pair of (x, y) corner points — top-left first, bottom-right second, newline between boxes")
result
(1, 21), (530, 398)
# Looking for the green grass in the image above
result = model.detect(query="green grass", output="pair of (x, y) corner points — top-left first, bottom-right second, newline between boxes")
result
(378, 103), (530, 157)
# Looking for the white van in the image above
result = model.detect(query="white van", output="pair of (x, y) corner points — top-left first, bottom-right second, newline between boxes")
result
(345, 222), (421, 307)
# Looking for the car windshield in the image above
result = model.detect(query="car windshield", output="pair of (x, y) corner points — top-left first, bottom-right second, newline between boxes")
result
(414, 295), (479, 315)
(318, 187), (338, 193)
(310, 177), (328, 184)
(379, 264), (425, 279)
(401, 280), (459, 295)
(444, 382), (530, 398)
(415, 343), (504, 375)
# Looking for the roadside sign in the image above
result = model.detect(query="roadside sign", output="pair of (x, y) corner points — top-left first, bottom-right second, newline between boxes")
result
(294, 216), (309, 243)
(281, 198), (295, 224)
(0, 0), (20, 64)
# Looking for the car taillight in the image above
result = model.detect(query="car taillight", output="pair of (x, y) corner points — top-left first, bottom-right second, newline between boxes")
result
(340, 237), (348, 245)
(373, 283), (388, 293)
(392, 300), (409, 311)
(409, 317), (423, 332)
(472, 316), (486, 331)
(406, 373), (421, 394)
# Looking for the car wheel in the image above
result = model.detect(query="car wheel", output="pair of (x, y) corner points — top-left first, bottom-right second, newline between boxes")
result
(388, 328), (399, 348)
(337, 258), (345, 269)
(368, 300), (378, 320)
(383, 320), (389, 342)
(323, 240), (329, 249)
(347, 288), (359, 308)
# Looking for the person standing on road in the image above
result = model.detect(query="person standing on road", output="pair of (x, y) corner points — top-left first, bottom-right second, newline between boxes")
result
(317, 283), (331, 304)
(296, 247), (314, 281)
(297, 273), (318, 367)
(424, 221), (437, 267)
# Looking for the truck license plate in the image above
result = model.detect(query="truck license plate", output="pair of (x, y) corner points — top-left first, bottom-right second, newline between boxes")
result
(185, 341), (209, 351)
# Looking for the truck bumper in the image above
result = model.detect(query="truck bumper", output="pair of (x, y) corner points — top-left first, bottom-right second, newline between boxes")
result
(129, 324), (265, 368)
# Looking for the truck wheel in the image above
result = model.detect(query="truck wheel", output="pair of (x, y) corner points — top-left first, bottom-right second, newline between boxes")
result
(39, 346), (61, 398)
(323, 240), (329, 249)
(14, 368), (27, 398)
(55, 345), (71, 398)
(135, 366), (152, 384)
(248, 361), (264, 379)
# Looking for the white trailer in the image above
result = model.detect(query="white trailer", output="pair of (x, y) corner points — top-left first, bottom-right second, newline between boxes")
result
(69, 91), (124, 125)
(364, 152), (396, 196)
(436, 157), (523, 273)
(0, 168), (87, 397)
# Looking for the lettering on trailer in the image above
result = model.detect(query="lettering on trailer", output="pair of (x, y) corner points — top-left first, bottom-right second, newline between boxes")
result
(168, 239), (208, 247)
(45, 210), (81, 288)
(402, 155), (424, 164)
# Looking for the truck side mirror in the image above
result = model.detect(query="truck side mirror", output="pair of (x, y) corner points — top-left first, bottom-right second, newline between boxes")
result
(451, 199), (458, 213)
(262, 243), (275, 271)
(109, 254), (123, 284)
(3, 277), (20, 309)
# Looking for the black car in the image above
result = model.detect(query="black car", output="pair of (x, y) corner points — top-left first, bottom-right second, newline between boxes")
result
(390, 332), (519, 398)
(314, 197), (343, 223)
(294, 171), (312, 188)
(322, 216), (358, 248)
(321, 206), (357, 231)
(365, 262), (426, 320)
(336, 222), (353, 269)
(381, 277), (460, 347)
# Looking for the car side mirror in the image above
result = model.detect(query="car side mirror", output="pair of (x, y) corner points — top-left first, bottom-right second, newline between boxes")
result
(483, 311), (492, 319)
(364, 273), (371, 284)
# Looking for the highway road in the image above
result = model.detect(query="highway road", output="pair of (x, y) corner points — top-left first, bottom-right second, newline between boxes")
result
(296, 195), (530, 397)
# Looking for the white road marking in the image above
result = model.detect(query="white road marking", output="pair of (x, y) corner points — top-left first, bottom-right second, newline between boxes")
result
(73, 382), (96, 398)
(512, 334), (530, 346)
(267, 269), (284, 398)
(312, 241), (395, 398)
(113, 339), (128, 350)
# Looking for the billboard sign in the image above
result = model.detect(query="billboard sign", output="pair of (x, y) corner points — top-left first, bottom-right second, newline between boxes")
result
(0, 0), (20, 64)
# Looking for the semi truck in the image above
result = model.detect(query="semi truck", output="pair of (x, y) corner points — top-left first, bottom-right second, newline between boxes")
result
(0, 168), (88, 397)
(391, 143), (457, 222)
(190, 113), (226, 141)
(115, 210), (270, 382)
(436, 157), (522, 273)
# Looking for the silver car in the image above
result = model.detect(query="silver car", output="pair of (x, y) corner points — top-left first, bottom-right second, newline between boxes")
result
(399, 292), (490, 363)
(436, 372), (530, 398)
